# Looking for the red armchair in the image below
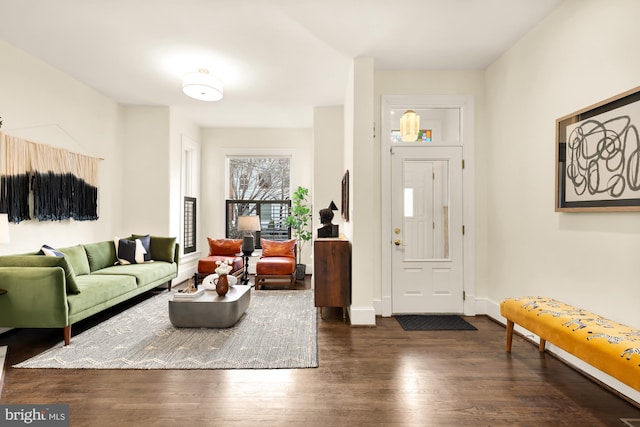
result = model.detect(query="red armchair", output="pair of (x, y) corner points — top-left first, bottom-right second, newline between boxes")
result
(254, 239), (296, 290)
(197, 238), (244, 283)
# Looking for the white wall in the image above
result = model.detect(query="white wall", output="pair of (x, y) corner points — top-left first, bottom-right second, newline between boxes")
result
(200, 127), (313, 266)
(346, 57), (376, 325)
(484, 2), (640, 401)
(122, 106), (171, 236)
(485, 0), (640, 327)
(170, 110), (202, 282)
(0, 41), (196, 284)
(343, 64), (355, 241)
(170, 111), (201, 239)
(0, 40), (123, 253)
(118, 107), (200, 283)
(313, 106), (344, 235)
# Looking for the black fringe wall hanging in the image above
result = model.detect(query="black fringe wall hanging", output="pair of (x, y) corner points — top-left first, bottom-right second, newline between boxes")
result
(0, 132), (100, 223)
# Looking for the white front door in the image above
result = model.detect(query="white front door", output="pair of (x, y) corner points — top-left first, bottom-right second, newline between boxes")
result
(391, 146), (464, 314)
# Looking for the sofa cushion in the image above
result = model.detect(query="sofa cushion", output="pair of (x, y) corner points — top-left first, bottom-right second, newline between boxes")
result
(83, 241), (117, 272)
(133, 234), (176, 263)
(198, 255), (243, 275)
(59, 244), (91, 276)
(115, 238), (146, 264)
(69, 274), (138, 315)
(261, 239), (296, 258)
(207, 238), (242, 256)
(93, 262), (177, 286)
(0, 255), (80, 294)
(256, 256), (295, 275)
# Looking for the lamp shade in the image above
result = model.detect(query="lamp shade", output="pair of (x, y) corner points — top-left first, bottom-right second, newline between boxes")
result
(237, 215), (261, 232)
(182, 69), (223, 101)
(0, 213), (9, 244)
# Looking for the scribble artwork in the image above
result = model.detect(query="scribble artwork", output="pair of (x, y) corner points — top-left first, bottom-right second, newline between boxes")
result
(556, 87), (640, 211)
(565, 112), (640, 202)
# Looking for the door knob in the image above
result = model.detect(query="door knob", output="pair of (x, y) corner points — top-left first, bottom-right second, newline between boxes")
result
(394, 228), (401, 234)
(394, 239), (401, 246)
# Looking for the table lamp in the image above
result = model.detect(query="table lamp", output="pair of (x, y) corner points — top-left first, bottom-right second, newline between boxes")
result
(237, 215), (261, 256)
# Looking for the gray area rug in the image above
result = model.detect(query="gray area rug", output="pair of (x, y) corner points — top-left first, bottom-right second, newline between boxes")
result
(15, 289), (317, 370)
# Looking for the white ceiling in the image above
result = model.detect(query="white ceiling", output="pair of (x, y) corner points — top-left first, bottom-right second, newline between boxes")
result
(0, 0), (562, 128)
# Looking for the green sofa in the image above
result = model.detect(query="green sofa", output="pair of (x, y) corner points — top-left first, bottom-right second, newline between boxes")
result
(0, 236), (179, 345)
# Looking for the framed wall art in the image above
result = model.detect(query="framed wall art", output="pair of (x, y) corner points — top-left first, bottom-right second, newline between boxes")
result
(341, 170), (349, 221)
(555, 86), (640, 212)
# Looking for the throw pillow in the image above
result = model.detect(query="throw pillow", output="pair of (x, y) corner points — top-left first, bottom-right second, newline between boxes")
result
(41, 244), (64, 257)
(50, 257), (80, 295)
(149, 236), (177, 263)
(136, 234), (152, 262)
(261, 239), (296, 258)
(130, 234), (177, 263)
(59, 244), (91, 276)
(114, 237), (146, 264)
(131, 234), (176, 263)
(207, 238), (242, 256)
(83, 241), (117, 271)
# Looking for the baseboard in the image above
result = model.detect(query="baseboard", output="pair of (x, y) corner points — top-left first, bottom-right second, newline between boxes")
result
(349, 305), (376, 326)
(482, 297), (640, 406)
(474, 297), (493, 317)
(374, 297), (488, 318)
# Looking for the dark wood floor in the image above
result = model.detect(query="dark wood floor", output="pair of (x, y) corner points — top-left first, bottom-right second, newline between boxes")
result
(1, 278), (639, 426)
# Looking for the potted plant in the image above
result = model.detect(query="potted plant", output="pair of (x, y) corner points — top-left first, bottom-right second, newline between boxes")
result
(286, 186), (313, 280)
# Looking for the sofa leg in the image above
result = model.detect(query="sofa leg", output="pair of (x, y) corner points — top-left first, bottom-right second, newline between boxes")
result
(64, 325), (71, 346)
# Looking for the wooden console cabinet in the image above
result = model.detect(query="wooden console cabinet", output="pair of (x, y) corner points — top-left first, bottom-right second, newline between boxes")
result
(314, 238), (351, 318)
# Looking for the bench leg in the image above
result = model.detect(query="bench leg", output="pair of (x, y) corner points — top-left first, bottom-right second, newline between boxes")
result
(539, 338), (546, 352)
(64, 325), (71, 346)
(505, 320), (514, 353)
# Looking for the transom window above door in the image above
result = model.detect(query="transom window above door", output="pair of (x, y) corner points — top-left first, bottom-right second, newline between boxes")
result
(390, 108), (461, 144)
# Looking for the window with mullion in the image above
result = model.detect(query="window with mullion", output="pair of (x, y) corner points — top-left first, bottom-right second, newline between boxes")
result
(226, 156), (292, 247)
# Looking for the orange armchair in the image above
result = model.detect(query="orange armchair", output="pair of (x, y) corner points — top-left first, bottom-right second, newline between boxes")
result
(197, 238), (244, 283)
(254, 239), (296, 290)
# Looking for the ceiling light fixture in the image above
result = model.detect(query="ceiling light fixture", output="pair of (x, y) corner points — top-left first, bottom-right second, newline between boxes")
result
(400, 110), (420, 142)
(182, 68), (223, 101)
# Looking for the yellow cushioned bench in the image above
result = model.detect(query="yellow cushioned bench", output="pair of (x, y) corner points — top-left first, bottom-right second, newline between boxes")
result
(500, 296), (640, 392)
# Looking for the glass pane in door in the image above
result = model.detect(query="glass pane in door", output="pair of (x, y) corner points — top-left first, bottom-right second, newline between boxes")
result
(403, 159), (450, 261)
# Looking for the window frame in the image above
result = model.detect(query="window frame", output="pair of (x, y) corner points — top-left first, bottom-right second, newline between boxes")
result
(224, 150), (294, 247)
(183, 196), (197, 254)
(225, 200), (292, 248)
(181, 135), (200, 257)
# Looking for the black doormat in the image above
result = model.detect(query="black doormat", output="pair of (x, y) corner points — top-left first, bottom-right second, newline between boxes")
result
(395, 315), (477, 331)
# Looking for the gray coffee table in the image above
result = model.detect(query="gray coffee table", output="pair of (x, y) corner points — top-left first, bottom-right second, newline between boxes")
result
(168, 284), (251, 328)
